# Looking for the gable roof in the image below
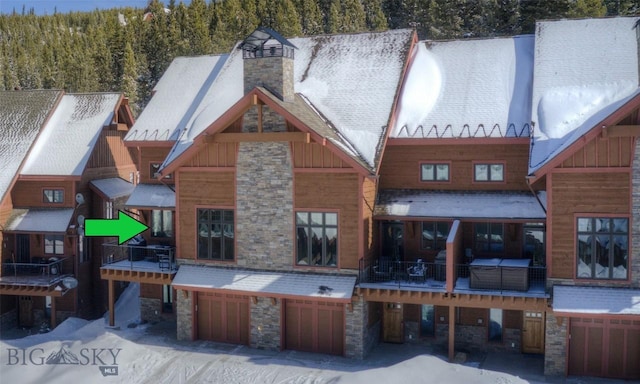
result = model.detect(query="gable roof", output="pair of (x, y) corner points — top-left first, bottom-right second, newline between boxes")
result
(529, 17), (640, 175)
(128, 29), (414, 174)
(391, 35), (534, 139)
(0, 90), (62, 202)
(20, 93), (121, 177)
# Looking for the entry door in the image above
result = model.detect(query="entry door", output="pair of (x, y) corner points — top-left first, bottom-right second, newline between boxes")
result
(19, 296), (34, 327)
(383, 303), (403, 343)
(16, 234), (30, 262)
(522, 311), (544, 354)
(381, 222), (404, 262)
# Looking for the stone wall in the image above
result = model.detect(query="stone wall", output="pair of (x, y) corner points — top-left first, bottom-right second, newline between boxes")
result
(250, 297), (281, 350)
(544, 312), (567, 376)
(345, 296), (373, 359)
(176, 289), (192, 341)
(140, 297), (175, 324)
(242, 105), (286, 133)
(243, 56), (294, 102)
(236, 142), (294, 270)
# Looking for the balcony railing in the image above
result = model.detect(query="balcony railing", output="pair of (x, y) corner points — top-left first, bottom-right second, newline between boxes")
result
(455, 263), (546, 295)
(358, 258), (447, 290)
(1, 257), (69, 285)
(102, 242), (177, 272)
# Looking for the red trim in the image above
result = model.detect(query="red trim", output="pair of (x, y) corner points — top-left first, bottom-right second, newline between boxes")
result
(293, 168), (358, 174)
(175, 171), (180, 259)
(551, 167), (630, 174)
(387, 137), (530, 146)
(553, 311), (640, 320)
(18, 175), (80, 181)
(529, 92), (640, 184)
(176, 286), (353, 304)
(357, 175), (364, 263)
(376, 31), (419, 176)
(178, 167), (235, 173)
(546, 175), (553, 278)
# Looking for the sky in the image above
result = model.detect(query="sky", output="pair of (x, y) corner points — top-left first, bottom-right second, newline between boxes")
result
(0, 1), (191, 15)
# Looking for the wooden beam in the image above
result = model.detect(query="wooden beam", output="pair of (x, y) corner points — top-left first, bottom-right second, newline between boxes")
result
(50, 296), (57, 328)
(108, 279), (115, 327)
(205, 132), (310, 143)
(603, 125), (640, 137)
(448, 305), (455, 362)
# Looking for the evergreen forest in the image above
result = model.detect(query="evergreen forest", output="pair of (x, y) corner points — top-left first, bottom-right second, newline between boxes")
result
(2, 0), (639, 114)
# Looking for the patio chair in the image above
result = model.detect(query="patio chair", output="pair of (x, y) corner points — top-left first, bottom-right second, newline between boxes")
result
(407, 259), (427, 283)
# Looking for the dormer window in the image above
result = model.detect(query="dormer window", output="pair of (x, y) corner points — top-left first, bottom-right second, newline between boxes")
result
(43, 189), (64, 203)
(474, 163), (504, 182)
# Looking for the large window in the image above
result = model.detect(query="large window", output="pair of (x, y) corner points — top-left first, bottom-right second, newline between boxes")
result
(474, 163), (504, 182)
(44, 234), (64, 254)
(421, 163), (449, 182)
(43, 189), (64, 203)
(475, 223), (504, 254)
(152, 210), (173, 238)
(296, 212), (338, 267)
(421, 222), (449, 250)
(577, 217), (628, 280)
(198, 209), (234, 261)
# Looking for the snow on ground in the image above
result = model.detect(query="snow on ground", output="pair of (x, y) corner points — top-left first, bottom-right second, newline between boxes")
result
(1, 283), (536, 384)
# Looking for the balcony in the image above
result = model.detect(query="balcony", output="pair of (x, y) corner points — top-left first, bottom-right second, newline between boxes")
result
(1, 257), (71, 287)
(101, 242), (177, 273)
(358, 258), (447, 292)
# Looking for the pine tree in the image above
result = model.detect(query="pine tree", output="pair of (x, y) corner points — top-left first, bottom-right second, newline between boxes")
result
(187, 0), (212, 54)
(274, 0), (303, 36)
(297, 0), (324, 35)
(568, 0), (608, 17)
(326, 0), (341, 33)
(519, 0), (570, 34)
(362, 0), (388, 31)
(121, 41), (139, 113)
(341, 0), (367, 32)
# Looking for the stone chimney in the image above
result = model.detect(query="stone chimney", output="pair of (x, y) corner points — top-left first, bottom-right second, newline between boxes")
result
(240, 27), (296, 103)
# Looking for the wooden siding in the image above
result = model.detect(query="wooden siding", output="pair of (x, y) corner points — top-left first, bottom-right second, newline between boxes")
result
(559, 136), (633, 169)
(292, 142), (351, 169)
(140, 283), (162, 299)
(362, 177), (377, 261)
(140, 147), (172, 183)
(186, 143), (237, 168)
(549, 172), (630, 279)
(11, 180), (75, 208)
(295, 173), (360, 269)
(177, 170), (235, 260)
(378, 143), (530, 190)
(86, 130), (136, 170)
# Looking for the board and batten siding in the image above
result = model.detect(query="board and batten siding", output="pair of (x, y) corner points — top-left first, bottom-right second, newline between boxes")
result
(139, 147), (172, 183)
(549, 172), (630, 279)
(362, 176), (377, 261)
(177, 170), (235, 260)
(295, 172), (360, 270)
(379, 143), (530, 191)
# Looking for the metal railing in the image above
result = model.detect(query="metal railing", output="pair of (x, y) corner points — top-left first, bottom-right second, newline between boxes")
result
(102, 242), (176, 272)
(2, 257), (68, 281)
(359, 258), (447, 289)
(455, 263), (546, 293)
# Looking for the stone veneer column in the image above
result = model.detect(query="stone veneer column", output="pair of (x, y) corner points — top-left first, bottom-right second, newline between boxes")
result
(236, 141), (294, 270)
(345, 296), (369, 359)
(631, 139), (640, 287)
(250, 297), (282, 350)
(176, 289), (192, 341)
(544, 312), (567, 376)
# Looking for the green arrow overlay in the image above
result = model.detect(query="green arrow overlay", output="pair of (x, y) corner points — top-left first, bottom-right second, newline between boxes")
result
(84, 210), (149, 245)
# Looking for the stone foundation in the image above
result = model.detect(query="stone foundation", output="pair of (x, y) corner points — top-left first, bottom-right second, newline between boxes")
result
(544, 312), (567, 376)
(345, 296), (371, 359)
(140, 297), (175, 323)
(176, 289), (193, 341)
(250, 297), (281, 351)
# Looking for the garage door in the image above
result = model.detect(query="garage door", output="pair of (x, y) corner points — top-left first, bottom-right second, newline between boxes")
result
(569, 317), (640, 379)
(285, 299), (344, 355)
(197, 292), (249, 345)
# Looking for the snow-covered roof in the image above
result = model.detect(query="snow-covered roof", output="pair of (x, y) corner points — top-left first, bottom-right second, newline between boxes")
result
(6, 208), (74, 233)
(139, 29), (412, 173)
(0, 90), (62, 203)
(125, 183), (175, 208)
(172, 264), (356, 302)
(553, 285), (640, 315)
(125, 55), (231, 142)
(529, 17), (640, 174)
(20, 93), (121, 176)
(392, 35), (534, 139)
(374, 190), (546, 220)
(90, 178), (135, 200)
